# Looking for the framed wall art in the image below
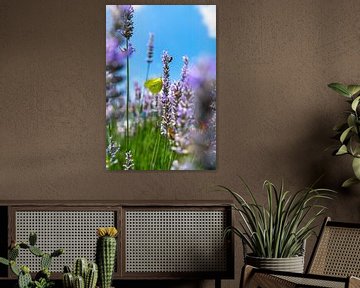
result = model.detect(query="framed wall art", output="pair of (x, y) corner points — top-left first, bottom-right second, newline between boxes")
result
(106, 5), (216, 170)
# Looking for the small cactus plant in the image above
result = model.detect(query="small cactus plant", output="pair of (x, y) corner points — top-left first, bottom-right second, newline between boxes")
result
(62, 259), (98, 288)
(96, 227), (118, 288)
(0, 232), (63, 288)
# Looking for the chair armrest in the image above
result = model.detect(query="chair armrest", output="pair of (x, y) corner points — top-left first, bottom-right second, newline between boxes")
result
(349, 276), (360, 288)
(241, 265), (349, 288)
(240, 265), (296, 288)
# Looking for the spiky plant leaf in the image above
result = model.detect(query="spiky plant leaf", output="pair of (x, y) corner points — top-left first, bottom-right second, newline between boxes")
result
(19, 243), (29, 249)
(29, 246), (44, 257)
(40, 254), (52, 270)
(29, 232), (37, 246)
(10, 261), (20, 276)
(221, 179), (335, 258)
(342, 177), (360, 188)
(50, 248), (63, 257)
(9, 247), (19, 260)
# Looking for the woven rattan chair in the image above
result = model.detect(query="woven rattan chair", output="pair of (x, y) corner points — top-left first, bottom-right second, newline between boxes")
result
(241, 217), (360, 288)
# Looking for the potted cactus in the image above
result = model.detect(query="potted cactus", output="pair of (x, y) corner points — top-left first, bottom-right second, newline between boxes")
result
(62, 258), (98, 288)
(0, 232), (64, 288)
(96, 227), (118, 288)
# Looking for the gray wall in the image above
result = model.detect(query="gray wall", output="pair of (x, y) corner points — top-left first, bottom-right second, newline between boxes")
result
(1, 0), (360, 287)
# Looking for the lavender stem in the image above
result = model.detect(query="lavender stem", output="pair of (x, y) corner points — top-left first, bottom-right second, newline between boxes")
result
(126, 39), (130, 150)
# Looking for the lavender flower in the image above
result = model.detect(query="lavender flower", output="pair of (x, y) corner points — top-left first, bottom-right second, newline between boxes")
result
(169, 81), (182, 131)
(120, 42), (135, 57)
(106, 37), (134, 67)
(106, 136), (121, 169)
(146, 33), (154, 63)
(109, 5), (122, 36)
(106, 37), (121, 66)
(161, 51), (172, 99)
(188, 56), (216, 90)
(172, 85), (195, 154)
(123, 150), (135, 170)
(160, 51), (173, 137)
(180, 56), (189, 84)
(106, 36), (126, 120)
(171, 159), (196, 170)
(142, 89), (158, 117)
(134, 81), (141, 101)
(189, 57), (217, 169)
(106, 103), (115, 120)
(121, 5), (134, 40)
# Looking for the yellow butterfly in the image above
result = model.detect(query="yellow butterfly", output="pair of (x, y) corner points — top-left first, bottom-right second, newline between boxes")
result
(144, 78), (163, 94)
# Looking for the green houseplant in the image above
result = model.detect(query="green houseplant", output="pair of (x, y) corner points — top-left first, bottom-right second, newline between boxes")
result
(62, 258), (98, 288)
(96, 227), (118, 288)
(221, 179), (334, 272)
(328, 83), (360, 187)
(0, 232), (63, 288)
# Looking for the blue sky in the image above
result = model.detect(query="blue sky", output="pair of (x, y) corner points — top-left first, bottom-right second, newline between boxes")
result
(106, 5), (216, 98)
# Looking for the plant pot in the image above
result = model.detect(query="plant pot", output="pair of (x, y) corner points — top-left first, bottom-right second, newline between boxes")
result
(245, 254), (304, 273)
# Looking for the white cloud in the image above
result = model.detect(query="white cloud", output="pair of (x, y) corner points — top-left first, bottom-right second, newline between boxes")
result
(197, 5), (216, 38)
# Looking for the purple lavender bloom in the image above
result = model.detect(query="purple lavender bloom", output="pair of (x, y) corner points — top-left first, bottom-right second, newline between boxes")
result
(169, 81), (182, 131)
(106, 37), (124, 66)
(109, 5), (122, 34)
(106, 37), (134, 67)
(180, 56), (189, 84)
(120, 5), (134, 40)
(134, 81), (141, 101)
(106, 103), (115, 120)
(188, 56), (216, 90)
(160, 51), (173, 136)
(161, 51), (172, 100)
(173, 85), (195, 154)
(120, 42), (135, 56)
(146, 33), (154, 63)
(187, 57), (217, 169)
(171, 159), (196, 170)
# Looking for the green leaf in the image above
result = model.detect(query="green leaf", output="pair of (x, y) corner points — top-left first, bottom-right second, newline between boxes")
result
(351, 96), (360, 111)
(352, 157), (360, 179)
(340, 126), (353, 143)
(342, 177), (360, 188)
(347, 114), (356, 128)
(29, 246), (44, 257)
(0, 257), (9, 266)
(10, 261), (20, 276)
(336, 144), (348, 155)
(328, 83), (351, 97)
(347, 85), (360, 97)
(29, 232), (37, 246)
(9, 247), (19, 260)
(349, 135), (360, 156)
(144, 78), (163, 94)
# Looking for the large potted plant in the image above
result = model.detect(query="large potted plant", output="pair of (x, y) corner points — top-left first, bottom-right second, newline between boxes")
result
(328, 83), (360, 187)
(221, 179), (334, 273)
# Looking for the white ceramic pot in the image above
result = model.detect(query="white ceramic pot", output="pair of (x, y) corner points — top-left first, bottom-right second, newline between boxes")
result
(245, 254), (305, 273)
